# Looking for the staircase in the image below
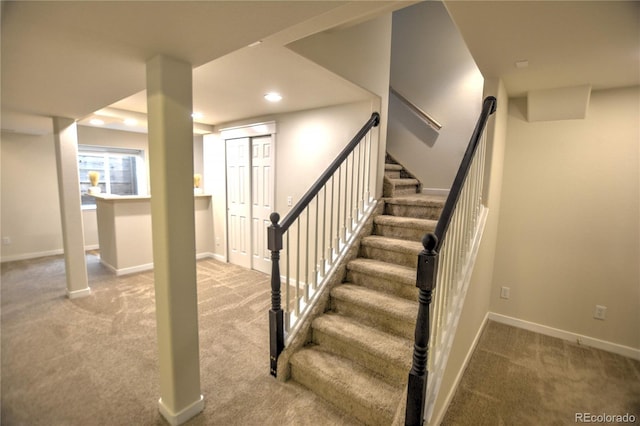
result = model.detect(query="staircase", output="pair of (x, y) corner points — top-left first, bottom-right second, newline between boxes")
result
(288, 156), (445, 425)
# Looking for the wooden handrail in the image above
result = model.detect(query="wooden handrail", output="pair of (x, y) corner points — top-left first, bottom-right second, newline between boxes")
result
(277, 112), (380, 234)
(405, 96), (496, 425)
(433, 96), (496, 248)
(267, 111), (380, 377)
(390, 86), (442, 131)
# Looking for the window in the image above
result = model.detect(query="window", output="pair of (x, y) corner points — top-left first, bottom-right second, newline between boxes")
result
(78, 146), (145, 207)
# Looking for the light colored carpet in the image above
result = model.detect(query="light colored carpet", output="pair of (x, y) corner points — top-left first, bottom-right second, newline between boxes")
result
(1, 254), (362, 426)
(442, 320), (640, 425)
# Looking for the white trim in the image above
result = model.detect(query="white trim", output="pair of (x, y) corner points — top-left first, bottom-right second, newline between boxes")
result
(219, 121), (276, 140)
(1, 249), (64, 263)
(196, 252), (215, 261)
(1, 246), (99, 263)
(212, 253), (226, 262)
(421, 187), (450, 197)
(106, 261), (154, 276)
(158, 395), (204, 426)
(430, 312), (490, 426)
(66, 286), (91, 299)
(487, 312), (640, 361)
(100, 253), (215, 276)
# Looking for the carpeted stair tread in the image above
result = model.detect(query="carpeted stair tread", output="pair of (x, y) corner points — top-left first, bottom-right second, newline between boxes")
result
(361, 235), (422, 255)
(386, 178), (420, 187)
(331, 284), (418, 324)
(384, 194), (446, 206)
(385, 163), (403, 171)
(374, 215), (437, 230)
(347, 258), (415, 287)
(312, 313), (413, 377)
(290, 347), (400, 426)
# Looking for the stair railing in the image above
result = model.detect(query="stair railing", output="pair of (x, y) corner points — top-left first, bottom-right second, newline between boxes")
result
(268, 112), (381, 377)
(390, 86), (442, 132)
(405, 96), (497, 425)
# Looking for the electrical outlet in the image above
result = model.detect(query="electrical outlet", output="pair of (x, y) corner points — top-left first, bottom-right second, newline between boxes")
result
(500, 286), (510, 299)
(287, 196), (293, 207)
(594, 305), (607, 320)
(2, 237), (11, 245)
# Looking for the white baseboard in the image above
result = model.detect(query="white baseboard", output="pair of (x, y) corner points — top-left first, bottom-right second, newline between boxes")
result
(196, 252), (216, 261)
(422, 187), (450, 197)
(1, 248), (64, 263)
(212, 253), (226, 262)
(1, 245), (100, 263)
(158, 395), (204, 426)
(101, 252), (216, 276)
(429, 312), (490, 426)
(488, 312), (640, 361)
(66, 286), (92, 299)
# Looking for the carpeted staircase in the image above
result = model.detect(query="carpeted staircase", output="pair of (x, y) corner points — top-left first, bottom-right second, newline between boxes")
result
(288, 155), (445, 425)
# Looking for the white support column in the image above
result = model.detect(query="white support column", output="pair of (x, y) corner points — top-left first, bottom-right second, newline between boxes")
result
(52, 117), (90, 299)
(146, 55), (203, 426)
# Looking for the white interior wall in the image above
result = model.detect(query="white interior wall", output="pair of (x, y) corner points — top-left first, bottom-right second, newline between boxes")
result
(1, 131), (63, 260)
(287, 13), (392, 198)
(0, 126), (204, 262)
(387, 1), (484, 191)
(205, 100), (376, 261)
(491, 86), (640, 350)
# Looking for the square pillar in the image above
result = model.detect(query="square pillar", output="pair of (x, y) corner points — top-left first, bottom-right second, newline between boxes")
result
(146, 54), (203, 426)
(52, 117), (90, 299)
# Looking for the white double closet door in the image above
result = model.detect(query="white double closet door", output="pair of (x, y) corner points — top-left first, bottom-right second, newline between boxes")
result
(226, 135), (274, 274)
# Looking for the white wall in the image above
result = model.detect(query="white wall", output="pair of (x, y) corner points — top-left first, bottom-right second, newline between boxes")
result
(1, 126), (204, 262)
(1, 131), (63, 260)
(287, 13), (392, 198)
(205, 100), (377, 260)
(491, 86), (640, 350)
(387, 1), (484, 190)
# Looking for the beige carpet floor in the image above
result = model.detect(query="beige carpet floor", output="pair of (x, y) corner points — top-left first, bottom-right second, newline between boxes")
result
(1, 253), (362, 426)
(442, 320), (640, 425)
(3, 254), (639, 425)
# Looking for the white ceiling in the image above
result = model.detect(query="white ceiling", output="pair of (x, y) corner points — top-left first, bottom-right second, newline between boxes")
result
(445, 0), (640, 97)
(1, 1), (638, 135)
(1, 0), (409, 135)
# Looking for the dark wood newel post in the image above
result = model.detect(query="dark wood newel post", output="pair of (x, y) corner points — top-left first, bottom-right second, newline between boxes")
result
(268, 212), (284, 377)
(405, 233), (438, 426)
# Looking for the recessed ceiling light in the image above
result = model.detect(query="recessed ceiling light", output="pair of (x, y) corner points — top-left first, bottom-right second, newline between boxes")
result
(192, 112), (203, 120)
(123, 118), (138, 126)
(90, 118), (105, 126)
(264, 92), (282, 102)
(515, 60), (529, 69)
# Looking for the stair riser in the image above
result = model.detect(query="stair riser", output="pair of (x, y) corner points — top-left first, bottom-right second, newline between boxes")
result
(359, 245), (418, 269)
(312, 329), (410, 384)
(346, 269), (418, 301)
(384, 170), (401, 179)
(330, 299), (416, 340)
(385, 203), (442, 221)
(389, 185), (419, 197)
(374, 223), (433, 242)
(290, 362), (395, 426)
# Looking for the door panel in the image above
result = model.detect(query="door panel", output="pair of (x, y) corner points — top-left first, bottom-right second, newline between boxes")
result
(226, 138), (251, 269)
(251, 135), (274, 274)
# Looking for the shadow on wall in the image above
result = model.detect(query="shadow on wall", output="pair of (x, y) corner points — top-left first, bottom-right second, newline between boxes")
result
(389, 93), (440, 147)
